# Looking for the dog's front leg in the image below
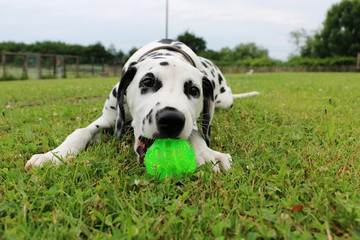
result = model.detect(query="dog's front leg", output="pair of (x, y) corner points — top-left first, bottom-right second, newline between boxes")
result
(189, 132), (232, 173)
(25, 84), (122, 171)
(24, 115), (114, 171)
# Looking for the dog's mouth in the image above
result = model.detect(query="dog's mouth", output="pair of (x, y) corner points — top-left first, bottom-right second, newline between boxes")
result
(136, 136), (155, 164)
(136, 135), (190, 163)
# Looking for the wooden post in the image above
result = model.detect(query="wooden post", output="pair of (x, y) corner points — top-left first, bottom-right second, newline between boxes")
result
(63, 57), (67, 78)
(53, 56), (57, 77)
(357, 53), (360, 70)
(76, 56), (80, 78)
(91, 58), (95, 76)
(2, 50), (6, 79)
(37, 54), (42, 79)
(112, 58), (117, 77)
(102, 60), (105, 76)
(22, 54), (28, 79)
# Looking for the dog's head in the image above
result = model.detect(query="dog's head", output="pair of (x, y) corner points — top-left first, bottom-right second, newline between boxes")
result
(115, 56), (214, 163)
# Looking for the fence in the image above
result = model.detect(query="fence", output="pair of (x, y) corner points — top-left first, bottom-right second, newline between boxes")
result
(219, 65), (359, 74)
(1, 51), (123, 80)
(1, 50), (359, 80)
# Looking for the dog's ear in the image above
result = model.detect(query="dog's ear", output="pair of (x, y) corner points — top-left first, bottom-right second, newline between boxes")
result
(115, 66), (137, 140)
(202, 76), (215, 146)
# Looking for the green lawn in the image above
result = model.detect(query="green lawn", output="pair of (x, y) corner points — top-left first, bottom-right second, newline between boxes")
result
(0, 73), (359, 239)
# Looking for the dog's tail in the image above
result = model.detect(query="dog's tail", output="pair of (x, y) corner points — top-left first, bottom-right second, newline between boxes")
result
(232, 91), (260, 99)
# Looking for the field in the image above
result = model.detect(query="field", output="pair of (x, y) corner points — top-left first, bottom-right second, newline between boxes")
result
(0, 73), (359, 239)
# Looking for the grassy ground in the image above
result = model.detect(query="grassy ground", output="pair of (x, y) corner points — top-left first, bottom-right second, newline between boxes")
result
(0, 73), (359, 239)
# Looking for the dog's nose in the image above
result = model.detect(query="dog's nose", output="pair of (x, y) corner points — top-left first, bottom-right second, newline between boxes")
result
(156, 107), (185, 138)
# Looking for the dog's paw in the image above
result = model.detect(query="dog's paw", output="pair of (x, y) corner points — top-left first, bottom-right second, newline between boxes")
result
(194, 147), (232, 173)
(24, 152), (62, 172)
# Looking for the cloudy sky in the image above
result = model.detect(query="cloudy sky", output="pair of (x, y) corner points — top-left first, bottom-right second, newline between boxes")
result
(0, 0), (339, 60)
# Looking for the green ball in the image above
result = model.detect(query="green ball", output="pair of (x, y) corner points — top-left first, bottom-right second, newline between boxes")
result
(145, 139), (196, 179)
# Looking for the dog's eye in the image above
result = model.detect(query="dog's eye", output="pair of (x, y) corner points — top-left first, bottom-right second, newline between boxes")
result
(189, 86), (200, 98)
(139, 74), (163, 95)
(140, 76), (155, 88)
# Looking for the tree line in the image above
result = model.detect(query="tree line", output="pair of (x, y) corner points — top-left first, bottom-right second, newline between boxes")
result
(1, 0), (359, 68)
(0, 36), (281, 67)
(0, 41), (122, 65)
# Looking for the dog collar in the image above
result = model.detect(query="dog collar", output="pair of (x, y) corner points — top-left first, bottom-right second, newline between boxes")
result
(138, 45), (197, 68)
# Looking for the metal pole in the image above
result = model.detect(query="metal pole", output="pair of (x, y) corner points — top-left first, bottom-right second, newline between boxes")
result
(165, 0), (169, 38)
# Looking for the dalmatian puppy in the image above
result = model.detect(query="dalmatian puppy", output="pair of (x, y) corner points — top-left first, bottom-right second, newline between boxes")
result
(25, 39), (259, 173)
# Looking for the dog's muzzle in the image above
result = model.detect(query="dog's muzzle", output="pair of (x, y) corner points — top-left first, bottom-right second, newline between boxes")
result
(136, 107), (186, 163)
(155, 107), (185, 138)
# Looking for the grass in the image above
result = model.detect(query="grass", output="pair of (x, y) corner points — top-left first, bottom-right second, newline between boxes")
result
(0, 73), (359, 239)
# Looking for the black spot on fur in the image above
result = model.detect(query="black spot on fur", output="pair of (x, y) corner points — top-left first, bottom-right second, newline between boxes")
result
(204, 59), (212, 65)
(160, 61), (169, 66)
(184, 81), (191, 99)
(215, 94), (218, 100)
(202, 76), (214, 101)
(146, 109), (153, 124)
(110, 106), (116, 110)
(201, 61), (209, 68)
(211, 80), (216, 89)
(220, 87), (226, 93)
(112, 88), (117, 98)
(149, 115), (153, 124)
(218, 74), (224, 85)
(96, 125), (99, 128)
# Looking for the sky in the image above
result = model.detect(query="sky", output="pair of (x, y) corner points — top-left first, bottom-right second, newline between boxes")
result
(0, 0), (340, 60)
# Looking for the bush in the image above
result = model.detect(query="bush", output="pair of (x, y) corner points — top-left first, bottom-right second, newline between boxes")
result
(287, 56), (356, 67)
(248, 57), (282, 67)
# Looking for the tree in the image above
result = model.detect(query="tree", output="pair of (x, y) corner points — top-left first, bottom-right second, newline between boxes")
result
(85, 42), (113, 63)
(292, 0), (360, 58)
(127, 47), (138, 60)
(289, 28), (311, 57)
(233, 43), (268, 59)
(319, 0), (360, 57)
(116, 50), (126, 65)
(200, 49), (221, 61)
(176, 31), (207, 54)
(218, 47), (234, 65)
(107, 44), (117, 58)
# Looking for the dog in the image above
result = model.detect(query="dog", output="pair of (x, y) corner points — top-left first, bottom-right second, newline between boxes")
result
(24, 39), (259, 173)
